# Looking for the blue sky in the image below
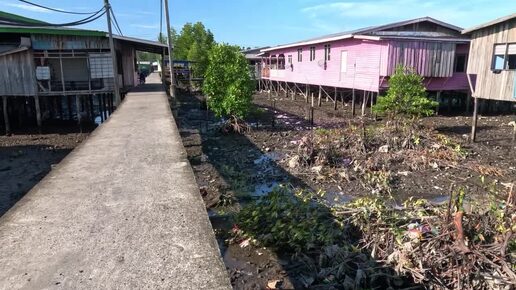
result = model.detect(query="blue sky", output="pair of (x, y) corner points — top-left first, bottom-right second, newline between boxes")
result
(1, 0), (515, 47)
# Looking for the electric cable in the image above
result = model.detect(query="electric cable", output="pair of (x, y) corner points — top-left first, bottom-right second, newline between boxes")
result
(18, 0), (102, 15)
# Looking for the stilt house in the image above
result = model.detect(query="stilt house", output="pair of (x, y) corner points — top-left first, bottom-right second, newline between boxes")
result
(462, 13), (516, 141)
(0, 11), (167, 133)
(259, 17), (471, 111)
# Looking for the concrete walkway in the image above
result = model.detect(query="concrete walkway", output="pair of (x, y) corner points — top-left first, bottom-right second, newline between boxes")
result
(0, 74), (231, 289)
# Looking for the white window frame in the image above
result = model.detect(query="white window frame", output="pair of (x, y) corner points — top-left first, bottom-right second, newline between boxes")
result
(492, 43), (516, 71)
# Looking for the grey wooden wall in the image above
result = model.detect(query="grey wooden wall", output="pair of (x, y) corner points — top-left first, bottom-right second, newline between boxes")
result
(0, 49), (37, 96)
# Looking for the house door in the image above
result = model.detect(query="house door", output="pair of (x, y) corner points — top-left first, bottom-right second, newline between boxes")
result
(340, 50), (347, 81)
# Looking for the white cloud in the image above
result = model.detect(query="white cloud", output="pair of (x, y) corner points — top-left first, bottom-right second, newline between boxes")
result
(299, 0), (514, 32)
(131, 24), (160, 29)
(5, 3), (54, 13)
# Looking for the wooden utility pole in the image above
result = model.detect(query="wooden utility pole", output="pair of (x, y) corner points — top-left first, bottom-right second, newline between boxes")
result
(163, 0), (175, 98)
(104, 0), (121, 106)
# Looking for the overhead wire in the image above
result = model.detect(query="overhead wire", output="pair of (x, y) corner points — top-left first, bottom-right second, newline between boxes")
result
(109, 7), (123, 36)
(0, 8), (106, 27)
(18, 0), (102, 15)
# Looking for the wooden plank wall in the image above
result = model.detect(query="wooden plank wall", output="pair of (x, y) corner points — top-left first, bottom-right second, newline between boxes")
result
(0, 50), (36, 96)
(387, 41), (456, 77)
(467, 19), (516, 102)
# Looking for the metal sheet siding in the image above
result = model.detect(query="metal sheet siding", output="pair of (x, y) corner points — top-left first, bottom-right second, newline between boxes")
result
(386, 41), (456, 77)
(0, 49), (36, 96)
(31, 35), (109, 50)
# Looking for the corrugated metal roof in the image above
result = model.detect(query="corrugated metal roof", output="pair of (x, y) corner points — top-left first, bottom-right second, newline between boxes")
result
(462, 13), (516, 34)
(262, 17), (464, 52)
(0, 25), (106, 37)
(0, 11), (47, 25)
(0, 12), (168, 52)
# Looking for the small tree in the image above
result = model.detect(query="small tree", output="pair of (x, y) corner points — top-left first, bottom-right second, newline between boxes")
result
(203, 44), (254, 127)
(373, 65), (437, 121)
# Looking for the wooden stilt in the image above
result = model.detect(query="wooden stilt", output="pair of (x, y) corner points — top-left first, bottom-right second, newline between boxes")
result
(370, 92), (375, 114)
(103, 94), (108, 119)
(436, 91), (441, 115)
(98, 94), (104, 123)
(471, 97), (478, 142)
(333, 87), (337, 110)
(110, 94), (114, 114)
(311, 92), (314, 107)
(75, 95), (82, 131)
(318, 86), (322, 107)
(34, 95), (42, 132)
(2, 96), (10, 135)
(88, 96), (94, 122)
(67, 96), (72, 120)
(58, 96), (63, 120)
(361, 91), (368, 116)
(465, 93), (471, 114)
(305, 85), (309, 103)
(351, 89), (356, 117)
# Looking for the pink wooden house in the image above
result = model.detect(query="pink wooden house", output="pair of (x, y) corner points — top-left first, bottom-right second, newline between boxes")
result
(258, 17), (471, 113)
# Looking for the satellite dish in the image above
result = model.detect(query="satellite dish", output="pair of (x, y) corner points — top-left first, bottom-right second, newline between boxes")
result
(317, 59), (327, 70)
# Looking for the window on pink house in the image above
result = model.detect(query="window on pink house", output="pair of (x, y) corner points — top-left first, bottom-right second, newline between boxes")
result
(324, 44), (331, 61)
(278, 54), (285, 70)
(297, 48), (303, 62)
(309, 46), (316, 61)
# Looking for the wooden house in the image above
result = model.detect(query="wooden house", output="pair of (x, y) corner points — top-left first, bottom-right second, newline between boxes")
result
(258, 17), (471, 114)
(462, 13), (516, 141)
(0, 11), (167, 134)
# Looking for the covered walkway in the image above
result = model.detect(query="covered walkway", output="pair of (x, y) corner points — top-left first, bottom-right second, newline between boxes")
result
(0, 73), (230, 289)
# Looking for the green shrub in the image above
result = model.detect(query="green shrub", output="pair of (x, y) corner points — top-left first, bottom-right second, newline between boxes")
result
(373, 65), (438, 120)
(236, 188), (345, 252)
(203, 44), (254, 119)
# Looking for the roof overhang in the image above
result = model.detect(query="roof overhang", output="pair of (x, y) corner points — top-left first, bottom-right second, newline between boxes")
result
(112, 34), (168, 54)
(260, 16), (465, 53)
(261, 34), (353, 52)
(462, 13), (516, 34)
(0, 46), (28, 57)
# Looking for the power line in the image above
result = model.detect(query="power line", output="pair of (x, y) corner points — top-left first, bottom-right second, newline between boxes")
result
(18, 0), (102, 15)
(109, 8), (123, 36)
(0, 8), (107, 27)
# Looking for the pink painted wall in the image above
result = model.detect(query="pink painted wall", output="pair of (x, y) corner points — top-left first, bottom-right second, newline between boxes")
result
(263, 39), (470, 92)
(263, 38), (387, 92)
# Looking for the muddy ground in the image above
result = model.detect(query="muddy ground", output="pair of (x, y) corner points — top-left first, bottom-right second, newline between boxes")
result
(0, 124), (91, 217)
(175, 91), (515, 289)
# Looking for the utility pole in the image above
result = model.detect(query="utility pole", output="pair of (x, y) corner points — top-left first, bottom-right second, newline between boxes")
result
(104, 0), (121, 106)
(163, 0), (175, 98)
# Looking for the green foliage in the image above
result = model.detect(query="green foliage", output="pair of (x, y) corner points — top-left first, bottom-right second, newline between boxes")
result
(136, 51), (160, 62)
(203, 44), (254, 119)
(173, 22), (215, 77)
(236, 188), (345, 252)
(373, 65), (438, 119)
